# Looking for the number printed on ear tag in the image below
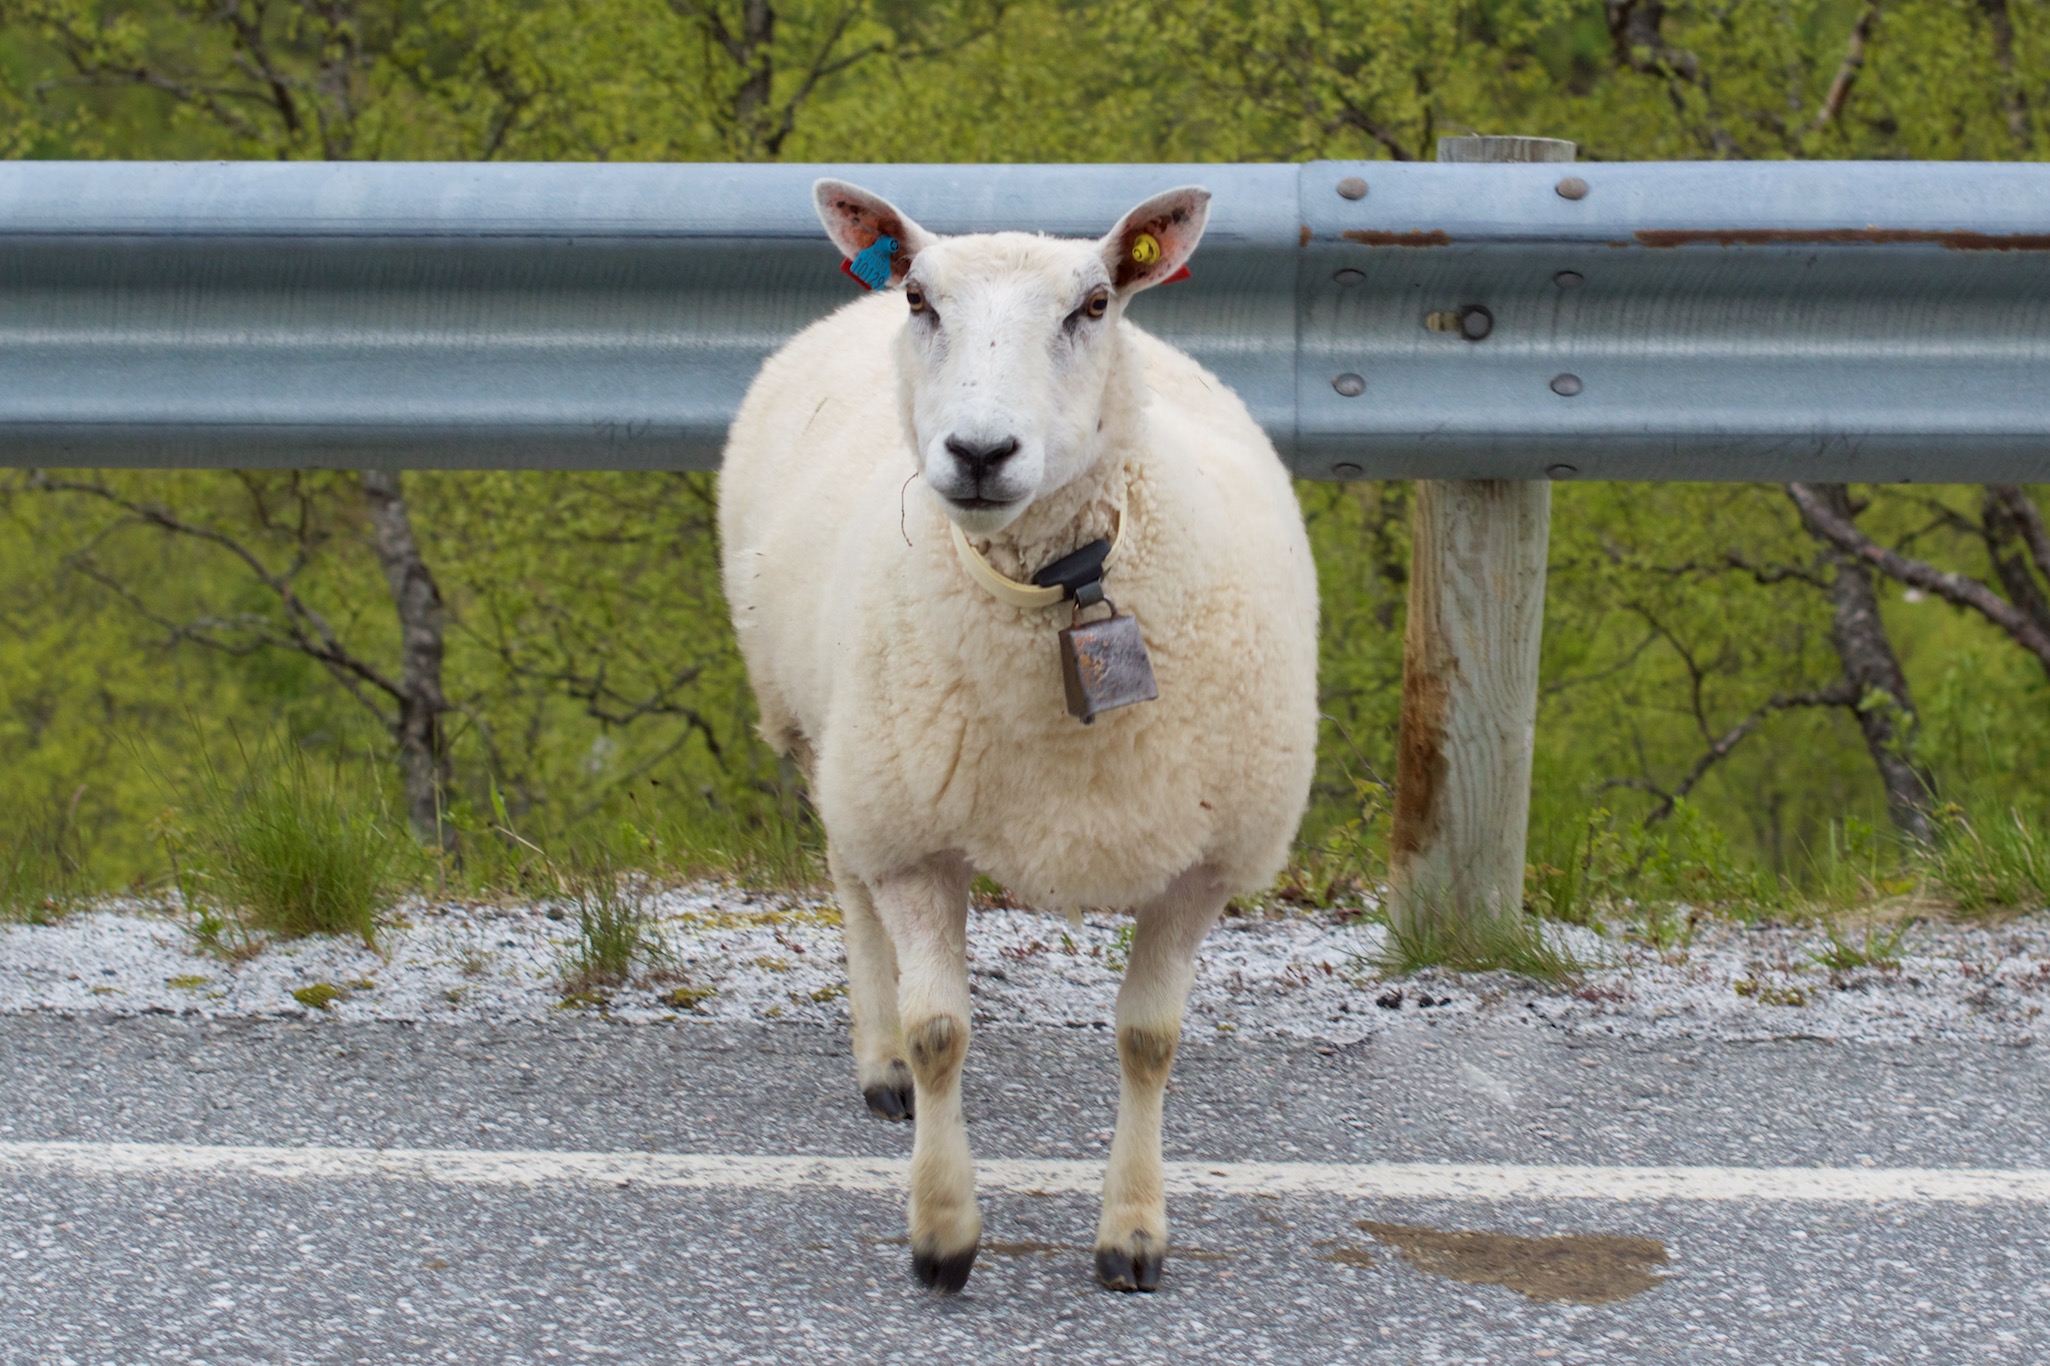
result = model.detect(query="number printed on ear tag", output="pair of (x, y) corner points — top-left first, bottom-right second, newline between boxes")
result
(1057, 611), (1158, 724)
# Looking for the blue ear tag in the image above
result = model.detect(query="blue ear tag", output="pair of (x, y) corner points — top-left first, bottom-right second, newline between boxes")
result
(843, 234), (899, 291)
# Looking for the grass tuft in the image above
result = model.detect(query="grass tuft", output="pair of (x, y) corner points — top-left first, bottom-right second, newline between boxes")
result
(1921, 805), (2050, 916)
(1808, 919), (1909, 973)
(0, 792), (88, 925)
(1373, 908), (1590, 986)
(166, 729), (404, 948)
(556, 844), (666, 999)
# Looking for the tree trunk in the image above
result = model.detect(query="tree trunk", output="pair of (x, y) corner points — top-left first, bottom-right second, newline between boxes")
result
(734, 0), (776, 153)
(1800, 483), (1937, 842)
(360, 469), (455, 848)
(1979, 0), (2033, 148)
(1981, 484), (2050, 644)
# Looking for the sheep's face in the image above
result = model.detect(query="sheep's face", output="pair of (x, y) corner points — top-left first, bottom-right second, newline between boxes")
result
(896, 235), (1120, 531)
(815, 181), (1210, 536)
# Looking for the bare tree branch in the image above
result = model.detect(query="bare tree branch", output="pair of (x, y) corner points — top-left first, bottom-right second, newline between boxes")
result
(1988, 484), (2050, 589)
(665, 0), (749, 65)
(1980, 485), (2050, 650)
(1978, 0), (2034, 148)
(1631, 683), (1857, 825)
(1719, 550), (1831, 589)
(1811, 2), (1882, 134)
(26, 471), (410, 696)
(1541, 629), (1661, 699)
(761, 5), (875, 157)
(1786, 480), (2050, 677)
(1604, 0), (1742, 156)
(1331, 103), (1418, 162)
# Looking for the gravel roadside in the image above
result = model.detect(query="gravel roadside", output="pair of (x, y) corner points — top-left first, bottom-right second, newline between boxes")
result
(4, 888), (2047, 1046)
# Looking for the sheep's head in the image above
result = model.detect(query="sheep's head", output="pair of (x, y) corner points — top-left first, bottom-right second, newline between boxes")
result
(815, 179), (1210, 535)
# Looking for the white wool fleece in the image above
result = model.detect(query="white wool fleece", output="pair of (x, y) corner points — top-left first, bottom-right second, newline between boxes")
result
(719, 279), (1319, 910)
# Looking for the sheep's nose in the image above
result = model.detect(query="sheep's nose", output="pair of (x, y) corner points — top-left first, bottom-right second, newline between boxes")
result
(944, 434), (1020, 477)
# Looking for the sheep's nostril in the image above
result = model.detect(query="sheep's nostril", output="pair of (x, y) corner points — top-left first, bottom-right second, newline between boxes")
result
(943, 434), (1020, 474)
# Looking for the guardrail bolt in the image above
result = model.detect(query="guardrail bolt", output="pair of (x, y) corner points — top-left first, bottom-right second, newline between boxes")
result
(1555, 176), (1589, 200)
(1550, 373), (1583, 396)
(1425, 306), (1494, 340)
(1333, 462), (1364, 479)
(1332, 268), (1365, 286)
(1554, 270), (1584, 288)
(1336, 176), (1369, 200)
(1547, 463), (1580, 479)
(1332, 372), (1367, 397)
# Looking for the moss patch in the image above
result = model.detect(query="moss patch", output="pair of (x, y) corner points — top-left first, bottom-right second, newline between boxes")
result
(291, 982), (345, 1011)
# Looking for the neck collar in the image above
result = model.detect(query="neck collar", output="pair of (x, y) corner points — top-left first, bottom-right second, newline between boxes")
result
(950, 508), (1125, 610)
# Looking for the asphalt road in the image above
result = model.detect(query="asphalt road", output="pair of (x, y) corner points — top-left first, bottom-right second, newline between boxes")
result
(2, 1013), (2046, 1364)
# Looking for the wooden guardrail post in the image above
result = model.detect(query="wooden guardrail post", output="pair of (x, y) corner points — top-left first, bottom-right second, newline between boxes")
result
(1386, 134), (1574, 938)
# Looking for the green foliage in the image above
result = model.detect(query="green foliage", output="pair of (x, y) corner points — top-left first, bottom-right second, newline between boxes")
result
(0, 0), (2043, 926)
(1297, 485), (1409, 861)
(167, 730), (404, 946)
(1280, 768), (1390, 910)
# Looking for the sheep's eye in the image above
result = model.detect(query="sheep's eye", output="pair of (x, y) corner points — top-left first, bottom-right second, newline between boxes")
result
(1084, 291), (1109, 320)
(906, 286), (928, 314)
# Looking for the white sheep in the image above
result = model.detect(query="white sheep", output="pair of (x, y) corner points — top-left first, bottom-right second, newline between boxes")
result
(718, 179), (1319, 1294)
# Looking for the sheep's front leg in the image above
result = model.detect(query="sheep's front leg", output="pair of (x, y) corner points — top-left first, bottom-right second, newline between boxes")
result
(1096, 864), (1227, 1293)
(830, 847), (913, 1121)
(872, 853), (979, 1292)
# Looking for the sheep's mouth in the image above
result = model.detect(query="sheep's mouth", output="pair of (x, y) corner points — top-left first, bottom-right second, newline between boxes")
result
(942, 493), (1023, 512)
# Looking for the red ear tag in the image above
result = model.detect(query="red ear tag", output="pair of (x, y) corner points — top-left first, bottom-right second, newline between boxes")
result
(1163, 265), (1192, 285)
(839, 258), (869, 291)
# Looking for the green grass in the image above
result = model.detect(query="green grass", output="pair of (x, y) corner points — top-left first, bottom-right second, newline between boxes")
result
(432, 775), (825, 903)
(1106, 921), (1136, 974)
(671, 813), (824, 893)
(1807, 919), (1910, 973)
(8, 701), (2032, 979)
(1521, 800), (1944, 931)
(0, 794), (87, 925)
(1372, 905), (1591, 986)
(165, 730), (404, 947)
(1922, 805), (2050, 916)
(556, 843), (666, 998)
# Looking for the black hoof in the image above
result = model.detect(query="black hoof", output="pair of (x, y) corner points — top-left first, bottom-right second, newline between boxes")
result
(912, 1240), (977, 1294)
(1095, 1237), (1163, 1293)
(861, 1061), (915, 1122)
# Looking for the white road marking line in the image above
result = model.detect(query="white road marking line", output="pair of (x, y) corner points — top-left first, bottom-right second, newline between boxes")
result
(2, 1140), (2048, 1204)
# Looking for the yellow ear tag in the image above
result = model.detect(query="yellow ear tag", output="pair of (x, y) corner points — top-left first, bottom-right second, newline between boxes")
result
(1130, 233), (1162, 265)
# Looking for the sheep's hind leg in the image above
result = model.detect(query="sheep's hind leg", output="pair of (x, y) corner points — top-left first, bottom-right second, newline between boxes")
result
(1095, 864), (1228, 1293)
(831, 847), (912, 1121)
(873, 853), (979, 1292)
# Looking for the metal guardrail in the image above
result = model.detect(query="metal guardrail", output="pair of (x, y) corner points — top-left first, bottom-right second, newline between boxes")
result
(2, 159), (2047, 479)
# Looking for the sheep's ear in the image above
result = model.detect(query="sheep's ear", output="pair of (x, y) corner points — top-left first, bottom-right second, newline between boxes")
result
(1100, 186), (1210, 294)
(813, 179), (934, 289)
